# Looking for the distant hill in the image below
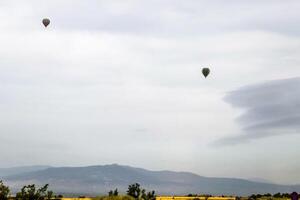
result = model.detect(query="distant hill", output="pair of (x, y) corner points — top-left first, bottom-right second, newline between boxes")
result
(247, 178), (273, 184)
(1, 164), (299, 196)
(0, 165), (51, 177)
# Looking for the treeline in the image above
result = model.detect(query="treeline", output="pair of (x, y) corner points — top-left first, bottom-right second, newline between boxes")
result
(105, 183), (155, 200)
(186, 192), (295, 199)
(187, 194), (213, 197)
(187, 194), (235, 197)
(0, 180), (61, 200)
(0, 180), (155, 200)
(248, 193), (294, 200)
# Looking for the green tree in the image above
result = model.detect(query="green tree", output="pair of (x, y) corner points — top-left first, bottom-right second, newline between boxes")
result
(144, 191), (155, 200)
(127, 183), (143, 199)
(282, 193), (290, 198)
(0, 180), (10, 200)
(249, 194), (257, 200)
(108, 188), (118, 197)
(46, 191), (53, 200)
(113, 189), (118, 196)
(273, 193), (281, 198)
(127, 183), (155, 200)
(16, 184), (52, 200)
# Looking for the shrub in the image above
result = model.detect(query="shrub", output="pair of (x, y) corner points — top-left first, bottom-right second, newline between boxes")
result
(16, 184), (53, 200)
(0, 181), (10, 200)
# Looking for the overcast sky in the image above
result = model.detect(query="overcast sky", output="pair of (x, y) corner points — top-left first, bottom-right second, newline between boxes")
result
(1, 0), (300, 185)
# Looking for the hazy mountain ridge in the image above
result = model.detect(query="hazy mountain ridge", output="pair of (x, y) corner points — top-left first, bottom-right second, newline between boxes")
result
(247, 178), (273, 184)
(1, 164), (299, 196)
(0, 165), (52, 177)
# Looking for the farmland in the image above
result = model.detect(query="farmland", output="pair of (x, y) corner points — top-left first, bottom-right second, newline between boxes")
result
(156, 196), (236, 200)
(61, 197), (236, 200)
(59, 196), (290, 200)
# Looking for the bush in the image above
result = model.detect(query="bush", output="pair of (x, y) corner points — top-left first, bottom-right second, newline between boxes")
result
(249, 194), (257, 200)
(127, 183), (156, 200)
(273, 193), (281, 198)
(16, 184), (53, 200)
(0, 181), (10, 200)
(109, 189), (119, 197)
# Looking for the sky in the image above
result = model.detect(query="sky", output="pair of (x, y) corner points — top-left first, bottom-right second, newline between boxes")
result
(0, 0), (300, 185)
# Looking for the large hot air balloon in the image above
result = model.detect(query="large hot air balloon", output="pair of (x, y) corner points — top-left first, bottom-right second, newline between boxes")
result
(42, 18), (50, 27)
(202, 68), (210, 78)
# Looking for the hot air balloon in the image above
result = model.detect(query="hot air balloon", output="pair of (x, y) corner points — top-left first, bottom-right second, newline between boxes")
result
(42, 18), (50, 27)
(202, 68), (210, 78)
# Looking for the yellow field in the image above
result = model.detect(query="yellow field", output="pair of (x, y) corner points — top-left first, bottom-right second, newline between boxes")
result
(156, 197), (236, 200)
(62, 197), (236, 200)
(62, 198), (94, 200)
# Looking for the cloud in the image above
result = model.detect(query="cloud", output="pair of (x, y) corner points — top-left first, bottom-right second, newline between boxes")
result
(1, 0), (300, 36)
(218, 77), (300, 145)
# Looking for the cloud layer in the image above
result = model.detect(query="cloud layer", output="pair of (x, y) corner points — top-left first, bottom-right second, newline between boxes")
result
(220, 77), (300, 144)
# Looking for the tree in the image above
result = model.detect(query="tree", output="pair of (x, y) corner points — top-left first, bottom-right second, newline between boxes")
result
(108, 188), (118, 197)
(113, 189), (119, 196)
(273, 193), (281, 198)
(249, 194), (257, 200)
(16, 184), (53, 200)
(127, 183), (155, 200)
(282, 193), (290, 198)
(264, 194), (272, 197)
(127, 183), (143, 199)
(0, 180), (10, 200)
(144, 191), (155, 200)
(46, 191), (54, 200)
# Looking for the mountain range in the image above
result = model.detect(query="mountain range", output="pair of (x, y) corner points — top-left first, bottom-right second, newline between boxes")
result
(1, 164), (299, 196)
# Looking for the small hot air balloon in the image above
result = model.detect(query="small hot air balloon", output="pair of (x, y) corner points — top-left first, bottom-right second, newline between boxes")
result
(42, 18), (50, 27)
(202, 68), (210, 78)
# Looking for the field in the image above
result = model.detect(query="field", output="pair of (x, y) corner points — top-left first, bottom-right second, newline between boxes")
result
(156, 197), (236, 200)
(60, 197), (237, 200)
(60, 196), (292, 200)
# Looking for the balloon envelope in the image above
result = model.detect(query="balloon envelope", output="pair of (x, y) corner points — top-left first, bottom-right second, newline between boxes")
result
(202, 68), (210, 78)
(42, 18), (50, 27)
